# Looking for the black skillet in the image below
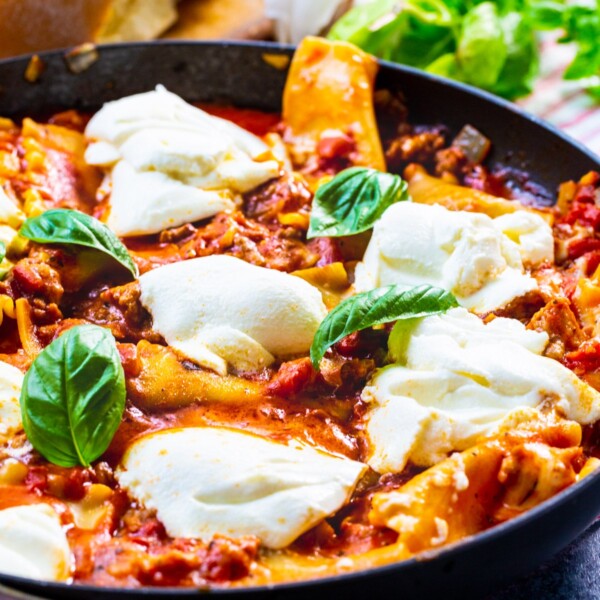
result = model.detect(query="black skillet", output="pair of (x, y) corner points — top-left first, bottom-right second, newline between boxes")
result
(0, 41), (598, 600)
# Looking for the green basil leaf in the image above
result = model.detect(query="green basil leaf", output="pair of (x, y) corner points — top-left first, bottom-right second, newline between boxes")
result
(0, 241), (5, 264)
(20, 209), (138, 278)
(308, 167), (409, 239)
(310, 284), (458, 368)
(20, 324), (126, 468)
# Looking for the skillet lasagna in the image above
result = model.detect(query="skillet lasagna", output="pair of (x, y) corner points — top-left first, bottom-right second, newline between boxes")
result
(0, 37), (598, 587)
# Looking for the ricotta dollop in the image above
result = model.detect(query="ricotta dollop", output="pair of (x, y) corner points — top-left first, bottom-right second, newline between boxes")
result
(116, 427), (366, 549)
(363, 308), (600, 473)
(0, 504), (71, 581)
(354, 202), (553, 313)
(0, 360), (24, 437)
(85, 86), (280, 236)
(138, 255), (328, 375)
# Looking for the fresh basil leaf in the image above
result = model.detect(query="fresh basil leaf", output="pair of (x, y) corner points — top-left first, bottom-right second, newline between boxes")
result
(20, 209), (138, 278)
(20, 324), (126, 468)
(0, 241), (5, 264)
(308, 167), (409, 239)
(310, 284), (458, 368)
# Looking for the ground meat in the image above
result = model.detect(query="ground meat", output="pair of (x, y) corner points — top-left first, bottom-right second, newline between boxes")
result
(434, 146), (468, 179)
(127, 210), (320, 274)
(528, 298), (585, 360)
(462, 164), (508, 197)
(319, 355), (377, 390)
(193, 212), (315, 272)
(158, 223), (197, 245)
(9, 257), (64, 305)
(80, 532), (260, 588)
(385, 126), (447, 173)
(244, 172), (312, 224)
(491, 289), (546, 323)
(72, 282), (161, 343)
(200, 536), (260, 582)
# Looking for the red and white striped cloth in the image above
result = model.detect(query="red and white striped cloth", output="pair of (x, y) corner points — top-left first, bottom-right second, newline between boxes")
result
(519, 36), (600, 156)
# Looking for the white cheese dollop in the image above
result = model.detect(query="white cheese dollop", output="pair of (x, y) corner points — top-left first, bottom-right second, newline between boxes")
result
(116, 427), (366, 549)
(363, 308), (600, 473)
(138, 255), (328, 375)
(85, 86), (280, 236)
(0, 361), (24, 437)
(354, 202), (554, 313)
(0, 504), (72, 581)
(492, 210), (554, 267)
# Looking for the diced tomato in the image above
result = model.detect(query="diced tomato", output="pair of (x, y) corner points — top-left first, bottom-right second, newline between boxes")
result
(196, 105), (280, 137)
(567, 238), (600, 260)
(63, 468), (91, 501)
(11, 262), (45, 295)
(574, 182), (599, 204)
(317, 132), (355, 160)
(306, 237), (344, 266)
(335, 329), (388, 358)
(117, 343), (142, 378)
(130, 518), (167, 542)
(25, 466), (48, 494)
(586, 251), (600, 276)
(564, 340), (600, 374)
(563, 201), (600, 229)
(267, 358), (315, 397)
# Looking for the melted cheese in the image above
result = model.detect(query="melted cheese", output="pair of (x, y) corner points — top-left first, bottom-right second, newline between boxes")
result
(0, 504), (71, 581)
(0, 360), (23, 437)
(139, 255), (327, 375)
(84, 86), (280, 236)
(116, 427), (366, 549)
(354, 202), (553, 313)
(363, 308), (600, 473)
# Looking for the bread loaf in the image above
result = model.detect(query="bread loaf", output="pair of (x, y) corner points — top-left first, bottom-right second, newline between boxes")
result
(0, 0), (178, 58)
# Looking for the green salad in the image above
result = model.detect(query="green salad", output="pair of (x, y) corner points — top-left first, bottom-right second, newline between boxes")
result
(328, 0), (600, 101)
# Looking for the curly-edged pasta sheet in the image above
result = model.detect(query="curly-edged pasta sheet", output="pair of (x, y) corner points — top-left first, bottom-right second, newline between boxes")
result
(282, 36), (385, 173)
(405, 164), (554, 224)
(369, 415), (582, 555)
(125, 340), (266, 410)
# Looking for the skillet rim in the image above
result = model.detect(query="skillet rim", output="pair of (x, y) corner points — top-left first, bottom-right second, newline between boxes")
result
(0, 39), (598, 597)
